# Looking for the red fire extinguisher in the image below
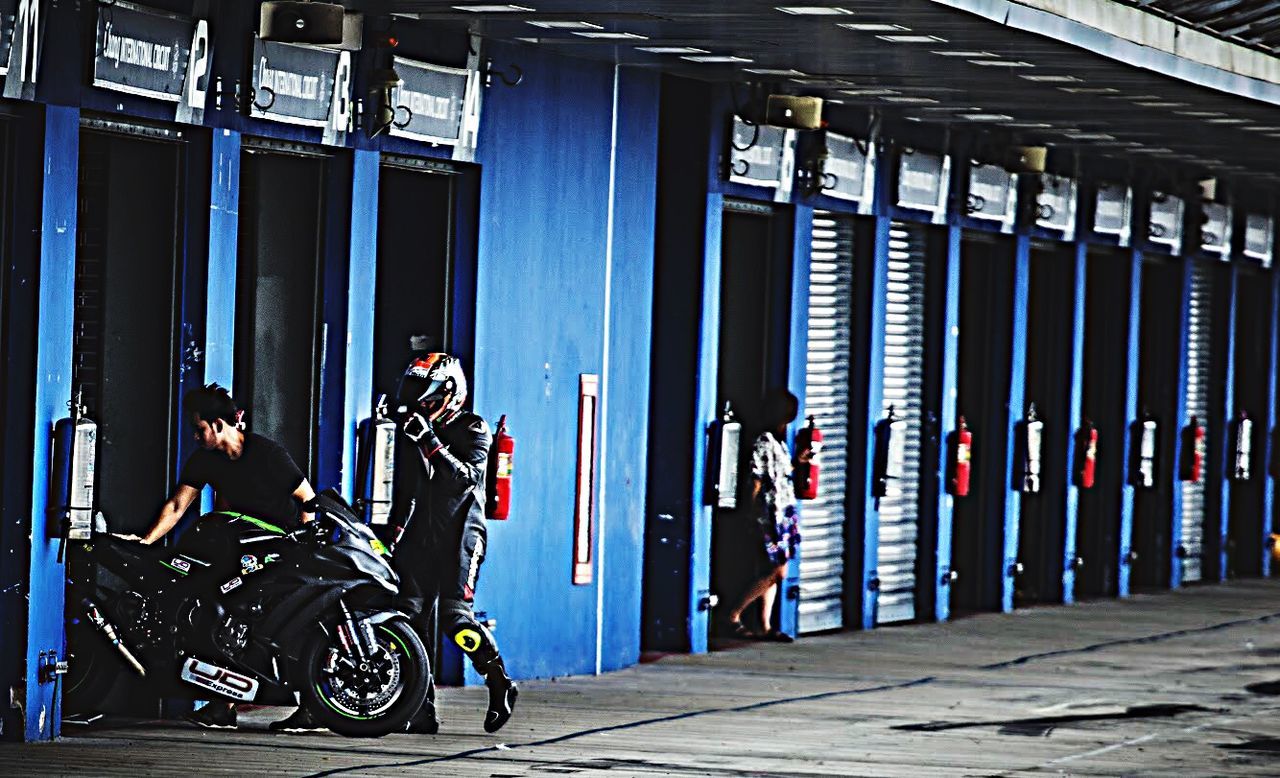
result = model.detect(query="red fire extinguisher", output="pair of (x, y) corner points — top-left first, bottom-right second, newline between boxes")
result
(793, 415), (822, 499)
(950, 416), (972, 497)
(1180, 416), (1205, 483)
(1075, 420), (1098, 489)
(487, 415), (515, 520)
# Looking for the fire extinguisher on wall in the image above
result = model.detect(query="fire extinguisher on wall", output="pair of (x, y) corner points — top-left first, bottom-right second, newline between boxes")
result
(949, 416), (972, 497)
(793, 415), (822, 500)
(1232, 411), (1253, 481)
(1179, 415), (1205, 483)
(487, 414), (515, 520)
(1074, 419), (1098, 489)
(1019, 404), (1044, 494)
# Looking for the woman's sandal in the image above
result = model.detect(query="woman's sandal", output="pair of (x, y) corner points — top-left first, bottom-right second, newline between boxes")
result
(728, 621), (756, 640)
(762, 630), (795, 643)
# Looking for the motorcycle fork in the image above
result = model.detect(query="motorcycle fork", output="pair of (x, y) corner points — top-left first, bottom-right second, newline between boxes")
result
(336, 599), (377, 659)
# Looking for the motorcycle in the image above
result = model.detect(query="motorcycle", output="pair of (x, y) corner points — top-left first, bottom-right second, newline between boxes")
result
(64, 489), (429, 737)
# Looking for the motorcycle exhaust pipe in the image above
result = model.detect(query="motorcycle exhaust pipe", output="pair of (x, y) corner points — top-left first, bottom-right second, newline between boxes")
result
(83, 599), (147, 677)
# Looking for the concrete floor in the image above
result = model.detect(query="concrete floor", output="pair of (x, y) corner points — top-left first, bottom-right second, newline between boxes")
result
(6, 580), (1280, 776)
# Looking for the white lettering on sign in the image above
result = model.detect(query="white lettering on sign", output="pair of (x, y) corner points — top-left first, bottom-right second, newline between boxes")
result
(827, 154), (863, 187)
(901, 169), (936, 194)
(740, 142), (777, 168)
(259, 57), (320, 100)
(401, 88), (457, 122)
(102, 22), (174, 72)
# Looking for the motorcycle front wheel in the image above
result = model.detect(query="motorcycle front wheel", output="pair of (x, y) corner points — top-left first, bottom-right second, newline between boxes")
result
(299, 616), (429, 737)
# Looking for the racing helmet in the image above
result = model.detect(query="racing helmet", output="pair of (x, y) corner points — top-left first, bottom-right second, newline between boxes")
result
(397, 353), (468, 422)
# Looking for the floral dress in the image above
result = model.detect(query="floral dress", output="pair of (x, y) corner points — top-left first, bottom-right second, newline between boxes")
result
(751, 431), (801, 566)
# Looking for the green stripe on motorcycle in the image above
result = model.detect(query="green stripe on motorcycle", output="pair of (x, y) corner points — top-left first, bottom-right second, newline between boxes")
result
(210, 511), (284, 534)
(159, 560), (189, 576)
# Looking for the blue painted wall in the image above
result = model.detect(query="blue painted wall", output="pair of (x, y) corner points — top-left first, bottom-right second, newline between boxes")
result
(471, 44), (659, 679)
(24, 106), (79, 741)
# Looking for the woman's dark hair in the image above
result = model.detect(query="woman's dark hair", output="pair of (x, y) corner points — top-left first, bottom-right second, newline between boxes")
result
(761, 388), (799, 431)
(184, 383), (239, 425)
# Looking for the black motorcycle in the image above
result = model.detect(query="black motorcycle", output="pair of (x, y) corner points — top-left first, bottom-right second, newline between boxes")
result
(64, 489), (429, 737)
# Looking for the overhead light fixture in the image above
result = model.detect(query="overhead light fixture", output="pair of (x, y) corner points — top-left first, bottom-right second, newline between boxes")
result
(962, 113), (1014, 121)
(776, 6), (854, 14)
(637, 46), (709, 54)
(681, 54), (753, 63)
(1207, 117), (1248, 124)
(452, 4), (534, 11)
(745, 68), (808, 75)
(838, 23), (907, 31)
(574, 31), (647, 39)
(1134, 101), (1188, 107)
(527, 20), (601, 29)
(1063, 132), (1115, 140)
(1176, 110), (1226, 117)
(1059, 86), (1119, 94)
(841, 88), (898, 96)
(1019, 74), (1080, 82)
(1004, 122), (1052, 129)
(877, 34), (946, 43)
(932, 50), (996, 57)
(970, 60), (1033, 67)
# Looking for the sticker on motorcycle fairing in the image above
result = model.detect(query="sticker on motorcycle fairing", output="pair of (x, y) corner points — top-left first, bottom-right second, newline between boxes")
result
(219, 577), (242, 594)
(170, 558), (191, 573)
(240, 554), (257, 568)
(370, 538), (389, 556)
(180, 554), (211, 567)
(264, 553), (281, 565)
(241, 563), (263, 575)
(180, 657), (259, 701)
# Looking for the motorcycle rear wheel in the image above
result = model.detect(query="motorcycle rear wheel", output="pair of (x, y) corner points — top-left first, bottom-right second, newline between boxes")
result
(300, 616), (429, 737)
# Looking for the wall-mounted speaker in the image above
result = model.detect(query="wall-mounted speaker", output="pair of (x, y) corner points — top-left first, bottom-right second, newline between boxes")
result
(1005, 146), (1046, 174)
(260, 1), (345, 45)
(765, 95), (823, 131)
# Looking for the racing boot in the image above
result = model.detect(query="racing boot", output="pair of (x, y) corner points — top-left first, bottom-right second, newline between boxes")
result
(405, 698), (441, 734)
(269, 705), (324, 733)
(406, 678), (440, 735)
(482, 659), (518, 734)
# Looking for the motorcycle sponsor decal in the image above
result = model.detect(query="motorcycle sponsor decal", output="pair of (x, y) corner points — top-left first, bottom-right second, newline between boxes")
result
(219, 577), (242, 594)
(179, 553), (211, 567)
(454, 628), (481, 653)
(161, 557), (191, 576)
(181, 657), (259, 701)
(240, 553), (263, 575)
(264, 553), (281, 565)
(370, 538), (388, 556)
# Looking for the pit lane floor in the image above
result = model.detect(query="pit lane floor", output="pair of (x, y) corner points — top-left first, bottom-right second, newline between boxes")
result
(7, 579), (1280, 776)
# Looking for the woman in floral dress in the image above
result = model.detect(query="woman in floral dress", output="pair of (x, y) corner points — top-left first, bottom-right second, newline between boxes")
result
(727, 389), (808, 642)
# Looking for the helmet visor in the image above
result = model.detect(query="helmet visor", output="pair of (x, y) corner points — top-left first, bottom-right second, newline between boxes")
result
(397, 372), (453, 415)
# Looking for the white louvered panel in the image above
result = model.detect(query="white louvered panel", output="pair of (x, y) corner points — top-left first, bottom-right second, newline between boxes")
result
(798, 213), (855, 633)
(876, 222), (928, 625)
(1180, 264), (1214, 583)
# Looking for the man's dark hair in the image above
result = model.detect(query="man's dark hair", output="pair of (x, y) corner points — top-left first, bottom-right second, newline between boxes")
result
(184, 383), (239, 425)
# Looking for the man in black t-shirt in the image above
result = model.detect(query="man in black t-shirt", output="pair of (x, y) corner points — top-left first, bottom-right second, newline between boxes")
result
(140, 384), (318, 731)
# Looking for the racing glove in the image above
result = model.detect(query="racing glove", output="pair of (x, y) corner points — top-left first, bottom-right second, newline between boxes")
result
(403, 412), (445, 455)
